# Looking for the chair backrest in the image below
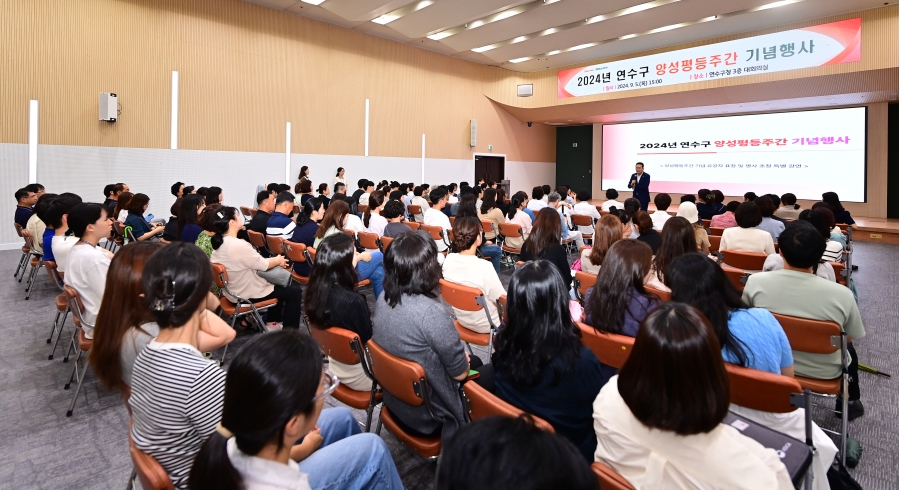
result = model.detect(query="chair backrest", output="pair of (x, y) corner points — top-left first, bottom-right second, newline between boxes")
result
(709, 226), (725, 236)
(44, 260), (65, 289)
(282, 240), (307, 263)
(249, 208), (258, 217)
(292, 204), (300, 216)
(701, 219), (711, 228)
(498, 222), (522, 238)
(358, 204), (369, 214)
(708, 235), (721, 254)
(721, 249), (767, 270)
(574, 270), (597, 299)
(63, 285), (86, 315)
(571, 214), (593, 227)
(247, 230), (267, 250)
(14, 222), (24, 237)
(720, 265), (749, 291)
(342, 228), (356, 238)
(21, 228), (38, 252)
(210, 263), (229, 289)
(239, 206), (252, 218)
(419, 224), (444, 241)
(366, 340), (427, 407)
(830, 261), (847, 285)
(307, 323), (363, 366)
(462, 382), (555, 433)
(129, 430), (175, 490)
(772, 313), (841, 355)
(403, 221), (421, 231)
(645, 285), (671, 301)
(480, 219), (495, 235)
(408, 204), (422, 218)
(725, 363), (802, 414)
(439, 279), (487, 313)
(577, 322), (634, 370)
(265, 235), (285, 255)
(380, 235), (394, 251)
(357, 231), (380, 250)
(591, 462), (636, 490)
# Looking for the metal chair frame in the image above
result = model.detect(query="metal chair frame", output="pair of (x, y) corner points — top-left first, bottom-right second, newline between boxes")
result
(438, 279), (499, 356)
(44, 261), (71, 360)
(212, 265), (276, 363)
(62, 285), (93, 417)
(20, 229), (43, 299)
(13, 223), (30, 279)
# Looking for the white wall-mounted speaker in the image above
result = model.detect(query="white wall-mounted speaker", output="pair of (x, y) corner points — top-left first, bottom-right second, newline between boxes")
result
(517, 84), (533, 97)
(99, 93), (117, 122)
(470, 119), (477, 147)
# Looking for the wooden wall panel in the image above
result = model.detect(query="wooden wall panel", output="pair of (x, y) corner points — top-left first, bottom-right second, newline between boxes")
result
(487, 6), (899, 109)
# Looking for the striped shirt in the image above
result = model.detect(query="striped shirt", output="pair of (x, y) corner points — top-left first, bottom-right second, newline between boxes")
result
(130, 341), (226, 490)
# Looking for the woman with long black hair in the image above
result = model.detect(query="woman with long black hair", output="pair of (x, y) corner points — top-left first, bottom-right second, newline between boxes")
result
(519, 208), (571, 291)
(177, 194), (205, 243)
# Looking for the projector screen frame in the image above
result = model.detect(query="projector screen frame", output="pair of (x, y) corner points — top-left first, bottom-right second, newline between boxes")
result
(599, 106), (869, 203)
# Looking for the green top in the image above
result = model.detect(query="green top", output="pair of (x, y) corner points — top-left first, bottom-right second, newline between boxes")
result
(312, 226), (340, 249)
(742, 269), (864, 379)
(195, 233), (221, 295)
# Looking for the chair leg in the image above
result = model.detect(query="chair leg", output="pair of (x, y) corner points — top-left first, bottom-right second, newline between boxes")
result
(375, 412), (383, 435)
(49, 309), (69, 360)
(14, 252), (28, 278)
(63, 329), (78, 363)
(25, 265), (40, 299)
(839, 383), (849, 467)
(126, 468), (137, 490)
(48, 310), (62, 344)
(19, 259), (31, 283)
(66, 350), (89, 417)
(365, 404), (375, 432)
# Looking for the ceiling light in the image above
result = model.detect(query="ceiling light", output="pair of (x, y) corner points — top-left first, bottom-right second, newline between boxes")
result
(299, 0), (327, 5)
(427, 31), (453, 40)
(371, 0), (434, 25)
(619, 34), (637, 40)
(472, 45), (494, 53)
(428, 0), (562, 42)
(753, 0), (799, 10)
(570, 43), (596, 51)
(509, 57), (531, 63)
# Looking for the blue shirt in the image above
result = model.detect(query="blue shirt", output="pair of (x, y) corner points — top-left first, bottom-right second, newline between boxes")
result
(523, 208), (535, 221)
(493, 346), (607, 462)
(289, 221), (318, 277)
(42, 228), (56, 262)
(756, 217), (784, 242)
(724, 308), (793, 375)
(14, 206), (33, 229)
(265, 212), (296, 239)
(556, 208), (571, 239)
(180, 223), (203, 243)
(125, 211), (151, 239)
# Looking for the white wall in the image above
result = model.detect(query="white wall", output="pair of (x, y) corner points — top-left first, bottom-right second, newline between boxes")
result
(1, 143), (555, 247)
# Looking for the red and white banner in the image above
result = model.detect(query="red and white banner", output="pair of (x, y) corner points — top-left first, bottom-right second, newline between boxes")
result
(558, 18), (861, 98)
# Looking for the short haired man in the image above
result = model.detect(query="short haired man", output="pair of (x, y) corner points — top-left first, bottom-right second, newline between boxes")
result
(743, 222), (865, 420)
(527, 186), (547, 211)
(423, 187), (451, 254)
(171, 182), (185, 198)
(572, 189), (601, 236)
(548, 192), (584, 249)
(599, 188), (620, 212)
(358, 180), (376, 205)
(540, 185), (552, 203)
(651, 193), (673, 231)
(382, 200), (410, 238)
(14, 188), (37, 228)
(248, 190), (275, 236)
(349, 179), (369, 206)
(25, 183), (45, 200)
(410, 184), (431, 222)
(447, 183), (459, 204)
(64, 203), (115, 338)
(334, 182), (346, 196)
(266, 192), (297, 241)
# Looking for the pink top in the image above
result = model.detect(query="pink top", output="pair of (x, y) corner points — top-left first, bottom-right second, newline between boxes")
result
(711, 212), (738, 229)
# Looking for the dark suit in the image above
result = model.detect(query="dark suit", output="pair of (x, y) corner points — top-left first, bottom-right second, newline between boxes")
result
(628, 172), (651, 211)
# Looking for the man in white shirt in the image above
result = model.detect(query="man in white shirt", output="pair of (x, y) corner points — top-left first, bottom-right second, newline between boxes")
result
(410, 184), (431, 222)
(64, 202), (114, 338)
(572, 189), (601, 236)
(423, 187), (451, 253)
(548, 192), (584, 249)
(650, 193), (673, 231)
(599, 189), (622, 212)
(447, 183), (459, 204)
(358, 181), (375, 205)
(527, 187), (547, 211)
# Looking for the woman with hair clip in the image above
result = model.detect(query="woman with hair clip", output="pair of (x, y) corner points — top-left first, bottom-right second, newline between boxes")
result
(456, 195), (502, 272)
(711, 189), (728, 215)
(304, 233), (375, 391)
(333, 167), (346, 186)
(695, 188), (718, 221)
(580, 214), (628, 275)
(492, 260), (606, 462)
(592, 302), (794, 489)
(189, 330), (403, 490)
(505, 191), (533, 249)
(584, 240), (660, 379)
(295, 180), (314, 205)
(209, 207), (304, 330)
(621, 198), (641, 239)
(128, 243), (229, 489)
(442, 216), (505, 334)
(112, 191), (133, 222)
(519, 208), (572, 292)
(646, 216), (698, 292)
(363, 190), (387, 239)
(372, 231), (490, 443)
(89, 242), (234, 393)
(313, 200), (385, 298)
(667, 253), (837, 490)
(177, 194), (206, 243)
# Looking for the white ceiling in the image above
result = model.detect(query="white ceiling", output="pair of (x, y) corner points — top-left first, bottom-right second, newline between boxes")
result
(243, 0), (895, 72)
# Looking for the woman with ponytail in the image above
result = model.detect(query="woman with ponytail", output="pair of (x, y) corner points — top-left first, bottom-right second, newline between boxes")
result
(129, 243), (228, 490)
(209, 207), (304, 330)
(189, 330), (403, 490)
(504, 191), (533, 249)
(362, 190), (387, 239)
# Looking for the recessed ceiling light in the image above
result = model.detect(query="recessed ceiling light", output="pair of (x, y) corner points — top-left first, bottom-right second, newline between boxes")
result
(372, 0), (434, 25)
(509, 57), (530, 63)
(300, 0), (326, 4)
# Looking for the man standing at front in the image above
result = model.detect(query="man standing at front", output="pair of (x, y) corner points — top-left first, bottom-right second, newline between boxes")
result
(628, 162), (651, 211)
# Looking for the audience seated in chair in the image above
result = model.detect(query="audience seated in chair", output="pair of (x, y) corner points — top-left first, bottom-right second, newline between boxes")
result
(437, 416), (599, 490)
(710, 200), (740, 229)
(548, 191), (584, 250)
(112, 192), (134, 223)
(266, 192), (297, 240)
(304, 233), (376, 391)
(26, 192), (56, 256)
(362, 191), (387, 239)
(695, 188), (720, 221)
(124, 193), (165, 242)
(754, 196), (785, 243)
(646, 217), (698, 292)
(442, 216), (504, 334)
(667, 252), (837, 490)
(381, 199), (410, 238)
(649, 193), (672, 230)
(455, 194), (502, 272)
(210, 207), (304, 330)
(800, 208), (845, 263)
(822, 192), (855, 225)
(504, 192), (533, 249)
(188, 329), (404, 490)
(743, 222), (866, 420)
(14, 186), (38, 229)
(46, 194), (83, 272)
(580, 214), (627, 275)
(478, 188), (506, 244)
(632, 211), (660, 254)
(64, 203), (116, 339)
(592, 302), (794, 489)
(313, 200), (384, 298)
(493, 260), (606, 461)
(599, 188), (621, 212)
(675, 201), (709, 254)
(177, 194), (206, 243)
(778, 193), (803, 220)
(519, 208), (572, 293)
(720, 202), (775, 256)
(372, 231), (490, 442)
(289, 197), (325, 277)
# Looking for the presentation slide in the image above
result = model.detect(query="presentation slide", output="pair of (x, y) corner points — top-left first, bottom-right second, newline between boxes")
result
(601, 107), (867, 202)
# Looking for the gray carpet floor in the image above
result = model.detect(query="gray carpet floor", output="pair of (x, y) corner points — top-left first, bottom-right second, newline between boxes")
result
(0, 242), (895, 489)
